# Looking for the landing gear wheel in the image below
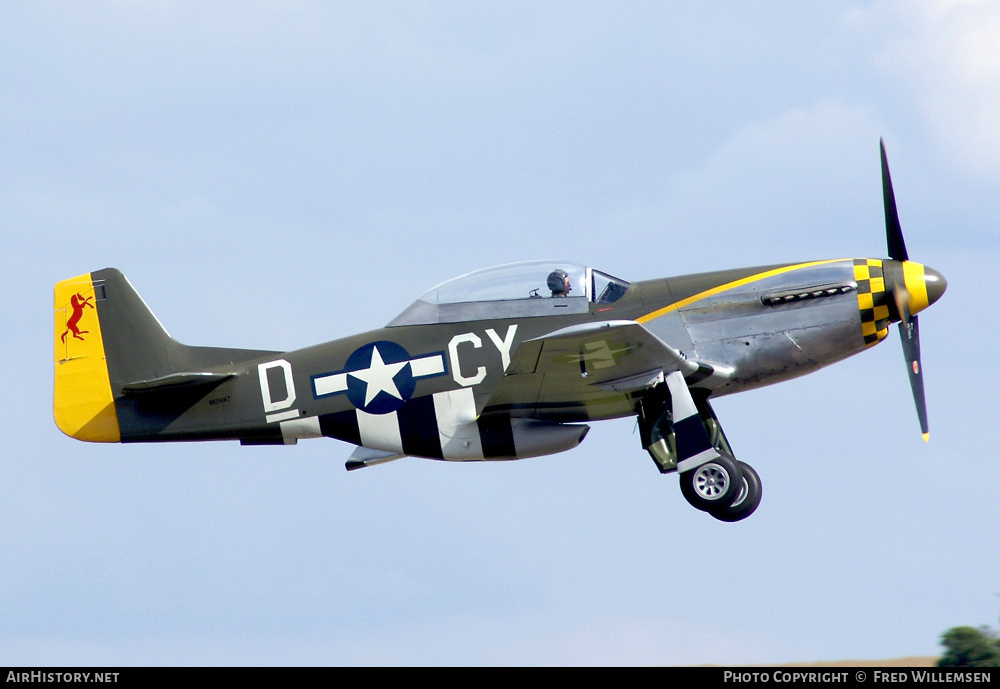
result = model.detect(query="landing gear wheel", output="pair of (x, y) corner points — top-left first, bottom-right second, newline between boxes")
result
(710, 461), (762, 523)
(679, 455), (742, 512)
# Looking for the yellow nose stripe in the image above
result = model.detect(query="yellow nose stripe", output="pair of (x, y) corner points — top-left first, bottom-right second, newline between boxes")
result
(902, 261), (929, 315)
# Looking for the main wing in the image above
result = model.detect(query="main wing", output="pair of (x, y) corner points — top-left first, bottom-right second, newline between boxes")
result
(482, 320), (730, 420)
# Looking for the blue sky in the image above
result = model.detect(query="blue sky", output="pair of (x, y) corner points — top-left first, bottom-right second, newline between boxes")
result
(2, 1), (998, 665)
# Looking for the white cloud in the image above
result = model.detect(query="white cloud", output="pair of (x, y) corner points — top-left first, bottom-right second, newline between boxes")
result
(853, 0), (1000, 181)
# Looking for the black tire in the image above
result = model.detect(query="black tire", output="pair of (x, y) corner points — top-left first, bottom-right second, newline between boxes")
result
(679, 455), (743, 512)
(710, 461), (762, 522)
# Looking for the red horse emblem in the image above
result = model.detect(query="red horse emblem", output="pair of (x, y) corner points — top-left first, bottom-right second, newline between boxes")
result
(61, 293), (94, 343)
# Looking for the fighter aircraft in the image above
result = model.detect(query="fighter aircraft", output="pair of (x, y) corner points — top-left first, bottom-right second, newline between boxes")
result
(53, 142), (946, 521)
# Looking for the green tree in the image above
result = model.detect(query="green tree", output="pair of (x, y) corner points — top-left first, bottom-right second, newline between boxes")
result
(938, 626), (1000, 667)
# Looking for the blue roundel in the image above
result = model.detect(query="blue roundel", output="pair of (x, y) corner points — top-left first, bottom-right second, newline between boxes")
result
(344, 341), (416, 415)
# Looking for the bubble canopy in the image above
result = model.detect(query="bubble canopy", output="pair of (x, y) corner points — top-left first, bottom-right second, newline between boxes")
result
(388, 260), (630, 326)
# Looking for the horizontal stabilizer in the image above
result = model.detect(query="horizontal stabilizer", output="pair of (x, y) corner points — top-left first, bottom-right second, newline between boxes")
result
(120, 371), (234, 394)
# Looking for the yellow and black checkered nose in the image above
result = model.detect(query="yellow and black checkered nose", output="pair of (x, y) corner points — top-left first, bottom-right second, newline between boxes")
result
(854, 258), (891, 346)
(854, 258), (947, 347)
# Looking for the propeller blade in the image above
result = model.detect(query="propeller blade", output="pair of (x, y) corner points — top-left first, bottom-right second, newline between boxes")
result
(881, 140), (930, 440)
(881, 139), (909, 261)
(898, 310), (929, 441)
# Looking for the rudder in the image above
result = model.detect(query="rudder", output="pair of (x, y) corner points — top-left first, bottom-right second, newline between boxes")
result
(53, 272), (120, 442)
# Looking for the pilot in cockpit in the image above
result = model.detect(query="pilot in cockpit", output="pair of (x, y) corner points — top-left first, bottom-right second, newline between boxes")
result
(547, 269), (571, 297)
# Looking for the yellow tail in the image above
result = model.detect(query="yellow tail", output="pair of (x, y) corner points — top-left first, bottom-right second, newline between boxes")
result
(53, 273), (120, 442)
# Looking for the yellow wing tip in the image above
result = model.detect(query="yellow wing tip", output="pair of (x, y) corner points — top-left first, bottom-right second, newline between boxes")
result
(922, 432), (929, 443)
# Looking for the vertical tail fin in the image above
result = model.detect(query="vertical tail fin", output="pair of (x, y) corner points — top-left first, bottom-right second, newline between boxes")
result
(54, 268), (280, 443)
(84, 268), (180, 386)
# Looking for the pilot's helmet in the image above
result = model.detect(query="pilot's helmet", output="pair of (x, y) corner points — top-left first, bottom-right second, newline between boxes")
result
(547, 268), (570, 296)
